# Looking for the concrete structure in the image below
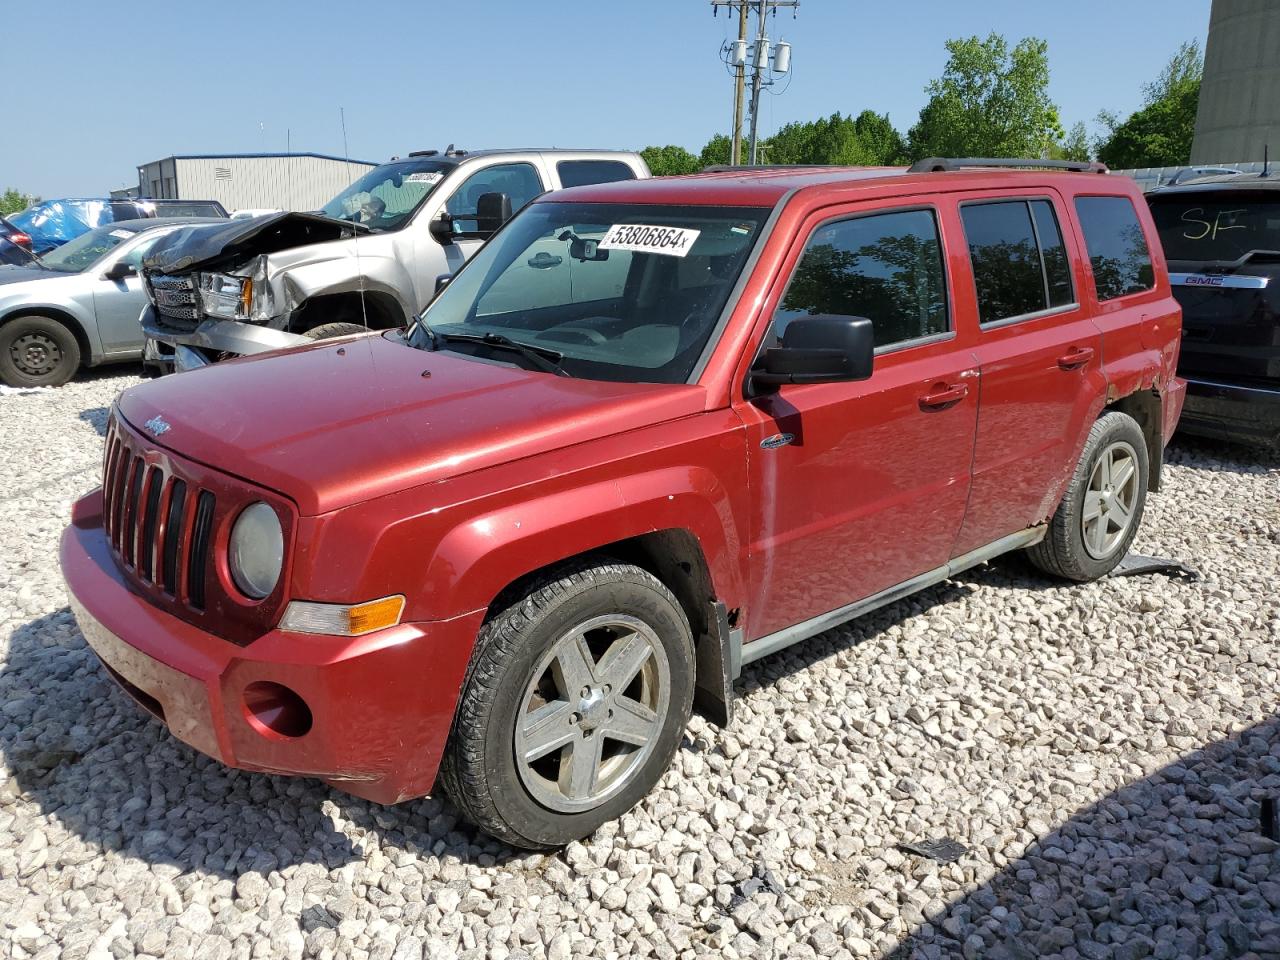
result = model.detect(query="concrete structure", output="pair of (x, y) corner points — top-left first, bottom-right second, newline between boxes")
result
(134, 153), (378, 213)
(1191, 0), (1280, 164)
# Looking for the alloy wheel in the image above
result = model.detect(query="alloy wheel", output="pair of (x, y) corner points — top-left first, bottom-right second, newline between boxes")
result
(1081, 439), (1139, 559)
(514, 614), (671, 813)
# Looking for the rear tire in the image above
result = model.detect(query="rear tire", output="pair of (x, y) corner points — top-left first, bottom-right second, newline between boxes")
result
(302, 322), (369, 340)
(0, 314), (81, 388)
(441, 559), (694, 849)
(1026, 411), (1149, 582)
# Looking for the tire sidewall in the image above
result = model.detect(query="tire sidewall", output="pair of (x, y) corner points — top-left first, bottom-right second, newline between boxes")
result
(480, 576), (694, 847)
(1062, 414), (1149, 579)
(0, 315), (80, 388)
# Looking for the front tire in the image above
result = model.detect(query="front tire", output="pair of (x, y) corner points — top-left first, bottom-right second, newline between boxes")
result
(0, 315), (81, 387)
(302, 322), (369, 340)
(441, 559), (694, 849)
(1026, 411), (1149, 581)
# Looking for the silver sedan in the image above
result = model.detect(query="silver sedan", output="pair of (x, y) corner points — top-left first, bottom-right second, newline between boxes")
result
(0, 217), (221, 387)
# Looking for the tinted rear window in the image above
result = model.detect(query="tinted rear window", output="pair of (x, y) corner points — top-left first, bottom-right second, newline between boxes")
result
(1149, 197), (1280, 263)
(1074, 196), (1154, 301)
(556, 160), (636, 188)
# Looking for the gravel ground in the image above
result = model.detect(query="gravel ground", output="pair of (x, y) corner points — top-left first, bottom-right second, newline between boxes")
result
(2, 370), (1278, 960)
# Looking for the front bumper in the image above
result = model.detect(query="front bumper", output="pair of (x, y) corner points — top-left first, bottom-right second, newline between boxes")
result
(61, 489), (483, 804)
(1178, 376), (1280, 448)
(141, 304), (310, 363)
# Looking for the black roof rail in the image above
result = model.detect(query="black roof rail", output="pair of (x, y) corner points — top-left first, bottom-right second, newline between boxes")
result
(909, 157), (1109, 174)
(408, 149), (439, 157)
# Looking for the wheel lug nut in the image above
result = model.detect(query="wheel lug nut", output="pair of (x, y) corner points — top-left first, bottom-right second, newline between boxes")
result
(580, 687), (590, 698)
(570, 712), (580, 725)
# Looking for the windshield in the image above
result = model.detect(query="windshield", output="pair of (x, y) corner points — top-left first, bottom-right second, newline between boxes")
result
(409, 201), (769, 384)
(39, 224), (138, 272)
(1150, 195), (1280, 263)
(319, 159), (452, 232)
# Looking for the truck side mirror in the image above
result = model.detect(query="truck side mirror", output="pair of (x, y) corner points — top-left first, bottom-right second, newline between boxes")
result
(429, 214), (454, 245)
(749, 314), (875, 391)
(434, 273), (453, 295)
(475, 192), (512, 235)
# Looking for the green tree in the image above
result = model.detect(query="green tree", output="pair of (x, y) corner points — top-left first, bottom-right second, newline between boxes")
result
(853, 110), (907, 165)
(907, 34), (1060, 160)
(699, 134), (732, 168)
(0, 189), (39, 216)
(639, 145), (701, 177)
(1095, 42), (1201, 169)
(1054, 122), (1092, 162)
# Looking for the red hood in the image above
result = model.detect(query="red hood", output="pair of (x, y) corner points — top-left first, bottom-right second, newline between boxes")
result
(117, 333), (705, 515)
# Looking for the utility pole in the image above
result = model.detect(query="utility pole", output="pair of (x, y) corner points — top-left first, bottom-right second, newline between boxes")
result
(712, 1), (797, 166)
(731, 2), (748, 165)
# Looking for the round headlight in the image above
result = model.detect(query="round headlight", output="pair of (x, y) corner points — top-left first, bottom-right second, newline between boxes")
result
(228, 502), (283, 599)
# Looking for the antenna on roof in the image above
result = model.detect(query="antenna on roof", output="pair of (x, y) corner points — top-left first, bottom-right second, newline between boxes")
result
(1263, 144), (1271, 178)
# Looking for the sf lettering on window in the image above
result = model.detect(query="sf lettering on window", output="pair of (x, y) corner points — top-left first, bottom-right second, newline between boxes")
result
(1181, 207), (1248, 242)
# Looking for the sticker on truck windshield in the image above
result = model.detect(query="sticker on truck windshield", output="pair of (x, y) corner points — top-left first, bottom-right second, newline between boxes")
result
(599, 224), (701, 257)
(109, 229), (132, 239)
(1169, 272), (1269, 290)
(406, 172), (443, 185)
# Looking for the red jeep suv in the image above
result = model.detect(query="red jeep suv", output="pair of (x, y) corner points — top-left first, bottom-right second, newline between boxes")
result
(61, 159), (1184, 848)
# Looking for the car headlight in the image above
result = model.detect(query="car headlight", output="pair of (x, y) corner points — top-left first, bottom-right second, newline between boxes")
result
(199, 272), (252, 319)
(228, 502), (283, 599)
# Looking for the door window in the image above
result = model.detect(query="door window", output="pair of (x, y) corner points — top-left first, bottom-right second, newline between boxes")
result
(772, 208), (949, 349)
(961, 199), (1075, 325)
(1074, 196), (1155, 300)
(446, 162), (544, 223)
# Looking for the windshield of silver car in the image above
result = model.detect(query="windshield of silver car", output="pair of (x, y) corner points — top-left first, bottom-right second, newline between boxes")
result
(39, 225), (140, 273)
(319, 159), (452, 232)
(408, 201), (769, 384)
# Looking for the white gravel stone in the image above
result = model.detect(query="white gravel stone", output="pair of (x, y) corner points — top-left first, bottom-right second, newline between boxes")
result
(2, 372), (1279, 959)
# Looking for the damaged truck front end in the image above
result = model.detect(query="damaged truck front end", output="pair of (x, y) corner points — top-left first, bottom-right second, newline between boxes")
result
(141, 212), (373, 372)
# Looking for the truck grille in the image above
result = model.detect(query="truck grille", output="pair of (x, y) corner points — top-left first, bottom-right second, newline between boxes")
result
(103, 419), (217, 610)
(147, 274), (201, 330)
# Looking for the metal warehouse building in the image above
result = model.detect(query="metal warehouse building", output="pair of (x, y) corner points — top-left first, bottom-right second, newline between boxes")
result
(1191, 0), (1280, 164)
(134, 153), (379, 213)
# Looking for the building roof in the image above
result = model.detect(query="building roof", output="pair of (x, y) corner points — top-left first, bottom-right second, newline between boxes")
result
(142, 152), (379, 167)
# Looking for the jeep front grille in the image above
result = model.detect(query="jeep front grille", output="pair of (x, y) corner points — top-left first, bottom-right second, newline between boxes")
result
(103, 420), (216, 611)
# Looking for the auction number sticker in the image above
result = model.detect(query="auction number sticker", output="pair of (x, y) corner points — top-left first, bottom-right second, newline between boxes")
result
(599, 224), (700, 258)
(406, 172), (443, 184)
(109, 229), (133, 239)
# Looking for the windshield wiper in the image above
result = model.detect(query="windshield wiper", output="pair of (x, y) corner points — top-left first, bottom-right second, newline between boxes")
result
(436, 332), (570, 377)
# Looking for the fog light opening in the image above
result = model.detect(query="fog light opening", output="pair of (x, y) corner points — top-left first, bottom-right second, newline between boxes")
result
(243, 682), (313, 739)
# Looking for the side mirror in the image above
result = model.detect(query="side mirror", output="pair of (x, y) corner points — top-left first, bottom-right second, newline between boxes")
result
(103, 261), (137, 281)
(429, 214), (454, 245)
(475, 192), (512, 235)
(750, 314), (874, 391)
(434, 273), (453, 295)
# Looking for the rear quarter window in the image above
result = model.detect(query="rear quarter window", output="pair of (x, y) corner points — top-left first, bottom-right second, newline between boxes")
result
(1074, 196), (1155, 301)
(556, 160), (637, 188)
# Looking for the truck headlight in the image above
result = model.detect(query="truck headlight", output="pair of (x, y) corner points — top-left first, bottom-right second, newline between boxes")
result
(228, 502), (283, 599)
(199, 273), (253, 320)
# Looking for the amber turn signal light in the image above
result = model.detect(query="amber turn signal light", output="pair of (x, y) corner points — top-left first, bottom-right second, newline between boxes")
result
(278, 595), (406, 637)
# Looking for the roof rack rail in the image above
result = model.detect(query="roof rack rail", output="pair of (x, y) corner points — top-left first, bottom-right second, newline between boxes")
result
(408, 149), (439, 157)
(909, 157), (1109, 174)
(700, 163), (850, 173)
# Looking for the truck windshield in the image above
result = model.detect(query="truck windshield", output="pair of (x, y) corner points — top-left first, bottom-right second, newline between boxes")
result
(1149, 195), (1280, 263)
(409, 201), (770, 384)
(319, 159), (452, 233)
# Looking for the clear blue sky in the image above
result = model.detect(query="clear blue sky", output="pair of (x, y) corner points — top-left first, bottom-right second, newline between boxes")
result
(6, 0), (1210, 197)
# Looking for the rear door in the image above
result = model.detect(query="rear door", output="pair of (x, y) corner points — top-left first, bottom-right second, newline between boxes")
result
(736, 199), (979, 641)
(950, 191), (1108, 556)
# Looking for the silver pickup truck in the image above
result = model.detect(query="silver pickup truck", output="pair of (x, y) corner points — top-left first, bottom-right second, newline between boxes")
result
(140, 147), (649, 372)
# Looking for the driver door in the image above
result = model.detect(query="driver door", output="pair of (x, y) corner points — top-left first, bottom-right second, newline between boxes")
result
(92, 232), (167, 354)
(440, 161), (548, 273)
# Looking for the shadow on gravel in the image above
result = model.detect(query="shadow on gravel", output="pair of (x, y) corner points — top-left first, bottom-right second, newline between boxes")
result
(1168, 434), (1280, 476)
(77, 407), (109, 436)
(1, 608), (532, 882)
(882, 716), (1280, 960)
